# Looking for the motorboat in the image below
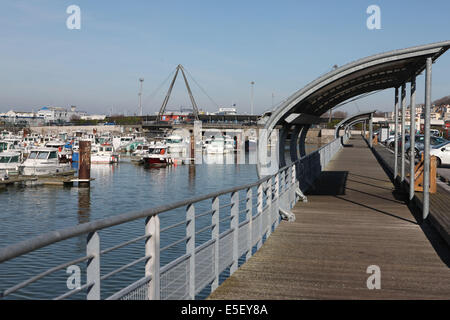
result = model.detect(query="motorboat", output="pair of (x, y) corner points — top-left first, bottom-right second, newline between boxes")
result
(142, 144), (171, 167)
(165, 134), (187, 154)
(45, 140), (73, 163)
(0, 151), (22, 175)
(205, 136), (227, 154)
(224, 135), (235, 153)
(0, 140), (19, 153)
(21, 148), (72, 176)
(130, 144), (151, 164)
(91, 143), (119, 164)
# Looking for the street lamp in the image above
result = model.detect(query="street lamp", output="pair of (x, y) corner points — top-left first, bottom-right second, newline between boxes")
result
(250, 81), (255, 115)
(138, 78), (144, 117)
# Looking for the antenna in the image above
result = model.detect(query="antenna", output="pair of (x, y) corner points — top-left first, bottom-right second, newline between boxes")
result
(138, 78), (144, 116)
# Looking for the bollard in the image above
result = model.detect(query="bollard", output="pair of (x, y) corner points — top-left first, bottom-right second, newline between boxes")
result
(79, 140), (91, 188)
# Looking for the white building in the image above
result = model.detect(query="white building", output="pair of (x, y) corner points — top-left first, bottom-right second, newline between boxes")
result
(37, 106), (87, 123)
(80, 114), (107, 121)
(0, 110), (44, 126)
(216, 107), (237, 115)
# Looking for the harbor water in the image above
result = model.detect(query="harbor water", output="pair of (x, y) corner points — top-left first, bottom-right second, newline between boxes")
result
(0, 146), (321, 299)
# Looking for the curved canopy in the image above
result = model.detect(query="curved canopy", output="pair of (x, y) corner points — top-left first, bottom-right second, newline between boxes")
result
(334, 111), (375, 138)
(263, 41), (450, 132)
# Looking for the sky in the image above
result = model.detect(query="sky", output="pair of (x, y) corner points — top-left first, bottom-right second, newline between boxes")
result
(0, 0), (449, 116)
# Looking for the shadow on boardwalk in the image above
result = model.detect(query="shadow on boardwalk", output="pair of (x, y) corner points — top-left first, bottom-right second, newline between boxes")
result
(208, 136), (450, 300)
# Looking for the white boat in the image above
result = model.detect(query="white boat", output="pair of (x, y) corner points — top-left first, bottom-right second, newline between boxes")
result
(0, 140), (19, 153)
(0, 151), (22, 175)
(91, 143), (119, 164)
(21, 148), (72, 176)
(205, 136), (226, 154)
(166, 134), (187, 154)
(117, 136), (135, 151)
(45, 141), (72, 163)
(131, 144), (151, 163)
(142, 144), (171, 167)
(224, 135), (235, 152)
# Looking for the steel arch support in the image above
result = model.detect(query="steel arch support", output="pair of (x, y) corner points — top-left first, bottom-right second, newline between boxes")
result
(289, 125), (303, 163)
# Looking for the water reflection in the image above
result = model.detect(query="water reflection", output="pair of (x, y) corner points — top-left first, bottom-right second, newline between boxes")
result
(202, 150), (257, 165)
(77, 188), (91, 225)
(188, 164), (195, 189)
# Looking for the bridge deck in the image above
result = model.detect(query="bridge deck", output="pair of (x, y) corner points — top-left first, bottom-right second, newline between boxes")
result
(208, 136), (450, 299)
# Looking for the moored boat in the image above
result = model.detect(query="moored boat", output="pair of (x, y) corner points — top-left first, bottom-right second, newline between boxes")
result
(91, 143), (119, 164)
(142, 144), (170, 167)
(0, 151), (22, 176)
(21, 148), (72, 176)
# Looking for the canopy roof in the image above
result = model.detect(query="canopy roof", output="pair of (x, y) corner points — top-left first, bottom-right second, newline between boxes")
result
(265, 41), (450, 131)
(334, 111), (376, 138)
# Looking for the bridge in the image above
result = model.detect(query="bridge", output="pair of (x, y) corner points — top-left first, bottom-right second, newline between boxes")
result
(0, 41), (449, 300)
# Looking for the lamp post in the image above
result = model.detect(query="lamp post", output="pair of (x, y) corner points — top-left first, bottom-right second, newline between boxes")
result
(138, 78), (144, 117)
(250, 81), (255, 115)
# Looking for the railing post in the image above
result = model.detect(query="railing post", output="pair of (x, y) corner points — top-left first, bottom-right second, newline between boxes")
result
(86, 231), (100, 300)
(186, 204), (195, 299)
(246, 188), (253, 262)
(230, 191), (239, 275)
(272, 174), (278, 231)
(269, 177), (275, 236)
(291, 165), (296, 208)
(145, 215), (160, 300)
(211, 197), (220, 291)
(256, 183), (263, 250)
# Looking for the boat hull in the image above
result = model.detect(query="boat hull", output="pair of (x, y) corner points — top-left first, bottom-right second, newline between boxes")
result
(143, 157), (168, 167)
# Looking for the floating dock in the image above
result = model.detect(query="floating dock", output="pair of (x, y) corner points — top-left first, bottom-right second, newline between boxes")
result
(0, 170), (77, 188)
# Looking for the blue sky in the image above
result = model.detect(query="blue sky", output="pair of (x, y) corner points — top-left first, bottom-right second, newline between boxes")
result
(0, 0), (449, 115)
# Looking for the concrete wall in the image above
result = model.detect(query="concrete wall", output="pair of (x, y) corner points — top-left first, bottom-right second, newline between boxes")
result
(29, 125), (142, 136)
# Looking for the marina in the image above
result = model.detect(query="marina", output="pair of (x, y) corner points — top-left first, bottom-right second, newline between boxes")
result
(1, 1), (450, 308)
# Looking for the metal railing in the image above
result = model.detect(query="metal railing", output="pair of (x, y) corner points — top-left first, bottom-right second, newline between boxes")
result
(0, 134), (348, 300)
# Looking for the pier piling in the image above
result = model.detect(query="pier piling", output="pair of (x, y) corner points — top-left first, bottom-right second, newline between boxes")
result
(79, 140), (91, 188)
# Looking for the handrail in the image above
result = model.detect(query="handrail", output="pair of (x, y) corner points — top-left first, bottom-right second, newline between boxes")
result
(0, 176), (271, 264)
(0, 134), (349, 300)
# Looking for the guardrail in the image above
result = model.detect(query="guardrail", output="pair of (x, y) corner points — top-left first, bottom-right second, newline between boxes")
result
(0, 134), (348, 300)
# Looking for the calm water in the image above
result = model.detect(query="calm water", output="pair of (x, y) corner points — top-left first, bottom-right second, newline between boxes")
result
(0, 146), (320, 299)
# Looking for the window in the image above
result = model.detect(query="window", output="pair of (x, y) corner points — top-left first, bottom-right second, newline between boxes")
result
(37, 152), (49, 160)
(0, 156), (9, 163)
(48, 152), (57, 159)
(28, 151), (38, 159)
(10, 156), (19, 163)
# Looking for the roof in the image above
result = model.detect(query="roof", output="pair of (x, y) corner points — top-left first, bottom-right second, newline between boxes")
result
(264, 41), (450, 131)
(334, 111), (376, 138)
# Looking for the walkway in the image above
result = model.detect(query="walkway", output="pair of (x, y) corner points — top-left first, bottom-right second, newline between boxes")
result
(208, 136), (450, 299)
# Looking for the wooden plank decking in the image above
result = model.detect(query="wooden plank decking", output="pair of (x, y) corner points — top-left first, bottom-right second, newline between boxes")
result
(208, 136), (450, 299)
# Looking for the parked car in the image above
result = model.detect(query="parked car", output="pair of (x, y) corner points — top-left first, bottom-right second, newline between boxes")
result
(429, 141), (450, 167)
(404, 135), (448, 159)
(430, 129), (441, 137)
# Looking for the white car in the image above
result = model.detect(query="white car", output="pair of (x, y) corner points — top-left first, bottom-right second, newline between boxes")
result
(430, 141), (450, 167)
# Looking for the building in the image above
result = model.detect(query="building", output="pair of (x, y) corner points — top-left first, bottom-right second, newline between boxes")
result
(0, 105), (95, 126)
(216, 107), (237, 115)
(80, 114), (107, 121)
(0, 110), (44, 126)
(37, 106), (87, 124)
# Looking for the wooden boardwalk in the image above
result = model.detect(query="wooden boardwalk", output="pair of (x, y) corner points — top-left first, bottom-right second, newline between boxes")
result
(372, 142), (450, 246)
(208, 136), (450, 299)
